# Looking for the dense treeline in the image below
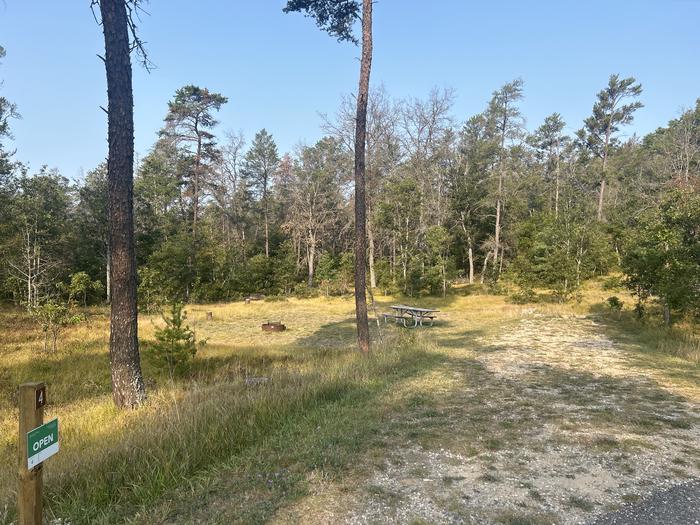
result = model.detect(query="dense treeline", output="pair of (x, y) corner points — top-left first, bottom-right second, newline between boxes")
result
(1, 47), (698, 323)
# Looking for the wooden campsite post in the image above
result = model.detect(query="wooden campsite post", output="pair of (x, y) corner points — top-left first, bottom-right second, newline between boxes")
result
(18, 382), (45, 525)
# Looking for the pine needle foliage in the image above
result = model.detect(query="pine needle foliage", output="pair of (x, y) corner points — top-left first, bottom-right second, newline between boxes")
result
(146, 302), (204, 375)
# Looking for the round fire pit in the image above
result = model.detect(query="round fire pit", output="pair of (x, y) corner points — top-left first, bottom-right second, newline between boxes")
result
(262, 321), (286, 332)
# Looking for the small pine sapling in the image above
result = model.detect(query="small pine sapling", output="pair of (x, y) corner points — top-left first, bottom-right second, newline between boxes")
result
(146, 303), (205, 376)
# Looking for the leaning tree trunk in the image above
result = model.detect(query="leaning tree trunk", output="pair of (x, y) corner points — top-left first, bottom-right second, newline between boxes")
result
(99, 0), (146, 409)
(353, 0), (372, 354)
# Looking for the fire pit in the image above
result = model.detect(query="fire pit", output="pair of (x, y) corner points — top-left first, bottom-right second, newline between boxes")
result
(262, 321), (286, 332)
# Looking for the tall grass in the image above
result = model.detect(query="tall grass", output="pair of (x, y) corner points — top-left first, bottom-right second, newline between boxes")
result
(1, 321), (435, 524)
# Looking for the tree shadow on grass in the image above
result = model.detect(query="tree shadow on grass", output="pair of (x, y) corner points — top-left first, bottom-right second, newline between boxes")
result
(292, 316), (395, 351)
(31, 330), (446, 525)
(1, 350), (112, 412)
(431, 328), (487, 349)
(583, 308), (700, 387)
(429, 351), (698, 451)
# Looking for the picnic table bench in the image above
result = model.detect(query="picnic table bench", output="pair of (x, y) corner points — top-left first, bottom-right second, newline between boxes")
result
(382, 305), (439, 328)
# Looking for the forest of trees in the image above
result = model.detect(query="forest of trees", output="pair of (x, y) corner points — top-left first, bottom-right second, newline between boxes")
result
(1, 42), (698, 325)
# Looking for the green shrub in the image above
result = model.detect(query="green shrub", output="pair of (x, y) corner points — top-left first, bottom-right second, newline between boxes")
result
(30, 300), (84, 352)
(62, 271), (104, 306)
(602, 275), (624, 291)
(607, 296), (624, 319)
(510, 288), (537, 304)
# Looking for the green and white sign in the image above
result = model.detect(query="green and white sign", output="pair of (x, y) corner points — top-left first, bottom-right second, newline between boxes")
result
(27, 418), (59, 469)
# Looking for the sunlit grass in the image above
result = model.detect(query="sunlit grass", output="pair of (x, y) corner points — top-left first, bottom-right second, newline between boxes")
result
(0, 285), (697, 523)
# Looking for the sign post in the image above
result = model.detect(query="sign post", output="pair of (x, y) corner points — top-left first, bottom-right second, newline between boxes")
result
(18, 382), (46, 525)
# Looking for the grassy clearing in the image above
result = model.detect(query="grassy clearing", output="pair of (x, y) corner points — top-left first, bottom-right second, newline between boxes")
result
(0, 284), (698, 524)
(0, 296), (441, 523)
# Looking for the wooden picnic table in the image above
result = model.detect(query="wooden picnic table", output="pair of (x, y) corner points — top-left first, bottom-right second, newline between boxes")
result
(383, 304), (439, 328)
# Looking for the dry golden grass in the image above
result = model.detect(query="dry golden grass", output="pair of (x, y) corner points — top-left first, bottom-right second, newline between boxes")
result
(0, 283), (697, 524)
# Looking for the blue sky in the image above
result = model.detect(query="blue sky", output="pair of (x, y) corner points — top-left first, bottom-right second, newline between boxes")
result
(1, 1), (699, 180)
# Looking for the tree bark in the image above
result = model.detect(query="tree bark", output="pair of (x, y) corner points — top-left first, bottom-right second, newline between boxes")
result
(480, 251), (491, 284)
(554, 150), (560, 220)
(99, 0), (146, 409)
(597, 128), (611, 221)
(368, 214), (377, 289)
(353, 0), (372, 354)
(307, 233), (315, 287)
(106, 243), (111, 304)
(193, 128), (201, 245)
(264, 202), (269, 258)
(467, 240), (474, 285)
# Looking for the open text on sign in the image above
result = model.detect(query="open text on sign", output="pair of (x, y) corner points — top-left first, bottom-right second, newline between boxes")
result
(26, 418), (59, 469)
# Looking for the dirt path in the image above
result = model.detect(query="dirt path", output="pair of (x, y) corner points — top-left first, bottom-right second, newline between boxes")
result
(275, 313), (700, 525)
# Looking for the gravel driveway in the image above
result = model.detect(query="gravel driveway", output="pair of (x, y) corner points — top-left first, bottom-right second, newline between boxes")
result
(588, 479), (700, 525)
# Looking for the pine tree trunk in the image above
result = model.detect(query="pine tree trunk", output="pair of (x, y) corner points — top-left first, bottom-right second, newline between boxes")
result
(265, 205), (269, 258)
(353, 0), (372, 354)
(99, 0), (146, 409)
(193, 135), (201, 245)
(554, 152), (560, 220)
(191, 133), (202, 287)
(493, 119), (506, 274)
(106, 243), (111, 304)
(597, 130), (610, 221)
(368, 216), (377, 289)
(597, 178), (606, 221)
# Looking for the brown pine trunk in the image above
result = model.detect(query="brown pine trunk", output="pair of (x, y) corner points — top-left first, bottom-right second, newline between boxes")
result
(99, 0), (146, 409)
(106, 243), (111, 304)
(354, 0), (372, 354)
